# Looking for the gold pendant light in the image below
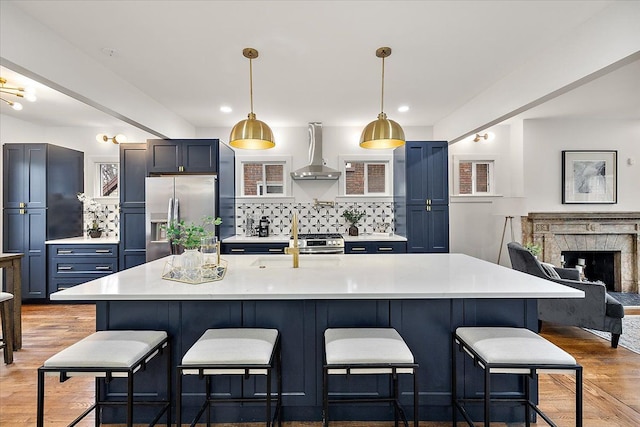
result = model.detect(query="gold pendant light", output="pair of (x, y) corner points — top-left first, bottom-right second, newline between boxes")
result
(229, 48), (275, 149)
(359, 47), (405, 149)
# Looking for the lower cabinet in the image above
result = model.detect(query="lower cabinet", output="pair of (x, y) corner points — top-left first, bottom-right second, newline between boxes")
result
(345, 241), (407, 254)
(48, 244), (119, 296)
(221, 242), (289, 255)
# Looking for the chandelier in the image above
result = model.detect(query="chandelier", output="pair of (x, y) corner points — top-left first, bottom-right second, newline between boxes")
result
(0, 77), (37, 111)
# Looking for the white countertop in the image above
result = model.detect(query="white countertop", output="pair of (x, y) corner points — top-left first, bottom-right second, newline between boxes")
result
(223, 233), (407, 243)
(50, 253), (583, 301)
(45, 236), (120, 244)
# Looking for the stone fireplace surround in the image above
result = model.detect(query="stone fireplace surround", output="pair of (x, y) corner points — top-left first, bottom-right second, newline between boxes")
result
(522, 212), (640, 293)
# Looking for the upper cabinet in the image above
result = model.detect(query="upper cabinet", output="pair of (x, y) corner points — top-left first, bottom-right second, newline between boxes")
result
(147, 139), (219, 174)
(405, 141), (449, 205)
(3, 144), (47, 208)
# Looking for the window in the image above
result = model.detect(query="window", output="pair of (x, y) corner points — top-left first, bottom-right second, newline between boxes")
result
(238, 156), (291, 197)
(340, 155), (392, 196)
(91, 158), (119, 199)
(459, 161), (493, 195)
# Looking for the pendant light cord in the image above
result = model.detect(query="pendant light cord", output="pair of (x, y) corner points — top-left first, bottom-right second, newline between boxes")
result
(249, 57), (254, 115)
(380, 56), (385, 114)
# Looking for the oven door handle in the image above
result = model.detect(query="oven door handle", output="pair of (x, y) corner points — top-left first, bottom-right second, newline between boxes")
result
(299, 249), (344, 254)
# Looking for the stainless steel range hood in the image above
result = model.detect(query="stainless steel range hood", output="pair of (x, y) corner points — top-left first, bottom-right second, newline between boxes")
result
(291, 122), (341, 180)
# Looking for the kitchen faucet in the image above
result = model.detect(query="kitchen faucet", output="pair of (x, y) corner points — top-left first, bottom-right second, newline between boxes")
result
(284, 213), (300, 268)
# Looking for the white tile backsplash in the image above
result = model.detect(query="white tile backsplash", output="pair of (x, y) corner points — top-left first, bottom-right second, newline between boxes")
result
(236, 201), (394, 236)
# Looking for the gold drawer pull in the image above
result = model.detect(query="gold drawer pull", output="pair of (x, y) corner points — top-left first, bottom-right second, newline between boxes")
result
(231, 248), (245, 252)
(95, 249), (111, 254)
(58, 266), (73, 271)
(377, 247), (393, 251)
(95, 266), (111, 271)
(58, 250), (73, 254)
(268, 248), (283, 252)
(351, 247), (367, 251)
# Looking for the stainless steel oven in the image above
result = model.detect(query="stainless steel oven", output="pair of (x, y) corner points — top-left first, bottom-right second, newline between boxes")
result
(289, 233), (345, 254)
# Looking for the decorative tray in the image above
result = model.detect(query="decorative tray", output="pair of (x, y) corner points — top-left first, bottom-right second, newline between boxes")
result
(161, 257), (228, 284)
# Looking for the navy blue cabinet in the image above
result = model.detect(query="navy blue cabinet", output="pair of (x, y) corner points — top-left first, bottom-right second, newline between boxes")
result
(221, 242), (288, 255)
(147, 139), (219, 174)
(394, 141), (449, 253)
(48, 244), (118, 295)
(119, 143), (147, 269)
(2, 143), (84, 300)
(345, 241), (407, 254)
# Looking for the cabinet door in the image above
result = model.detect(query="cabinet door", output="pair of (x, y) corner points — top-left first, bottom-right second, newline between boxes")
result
(405, 141), (448, 205)
(181, 139), (218, 173)
(406, 205), (449, 253)
(3, 209), (47, 299)
(146, 139), (218, 174)
(120, 143), (147, 209)
(119, 208), (147, 270)
(2, 144), (47, 208)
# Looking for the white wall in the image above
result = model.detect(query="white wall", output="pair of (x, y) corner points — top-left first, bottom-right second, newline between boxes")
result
(523, 118), (640, 212)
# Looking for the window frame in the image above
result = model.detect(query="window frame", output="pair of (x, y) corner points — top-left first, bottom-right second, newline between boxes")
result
(236, 155), (292, 198)
(90, 156), (119, 201)
(339, 154), (393, 197)
(453, 155), (499, 196)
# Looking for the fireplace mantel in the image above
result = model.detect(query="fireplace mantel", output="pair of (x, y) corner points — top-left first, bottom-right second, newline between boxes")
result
(522, 212), (640, 293)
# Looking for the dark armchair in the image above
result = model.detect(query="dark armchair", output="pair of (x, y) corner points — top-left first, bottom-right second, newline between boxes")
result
(507, 241), (624, 348)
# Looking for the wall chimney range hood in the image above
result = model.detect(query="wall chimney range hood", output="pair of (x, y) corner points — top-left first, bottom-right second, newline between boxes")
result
(291, 122), (341, 180)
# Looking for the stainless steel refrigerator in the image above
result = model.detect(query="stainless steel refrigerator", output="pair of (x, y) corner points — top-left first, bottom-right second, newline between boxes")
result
(145, 175), (217, 262)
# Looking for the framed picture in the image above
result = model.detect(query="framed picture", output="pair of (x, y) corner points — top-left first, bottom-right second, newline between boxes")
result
(562, 150), (617, 204)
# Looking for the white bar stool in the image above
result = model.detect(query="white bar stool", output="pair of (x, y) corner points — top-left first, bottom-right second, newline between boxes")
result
(0, 291), (14, 364)
(37, 330), (171, 427)
(453, 326), (583, 427)
(323, 328), (419, 427)
(176, 328), (282, 426)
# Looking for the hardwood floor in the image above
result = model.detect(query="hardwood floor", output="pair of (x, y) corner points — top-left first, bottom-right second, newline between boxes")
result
(1, 304), (639, 426)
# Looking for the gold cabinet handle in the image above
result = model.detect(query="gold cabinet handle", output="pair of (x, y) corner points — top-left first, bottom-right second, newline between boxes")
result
(95, 249), (111, 254)
(268, 248), (283, 252)
(19, 202), (25, 208)
(231, 248), (245, 252)
(351, 247), (367, 252)
(58, 250), (73, 254)
(377, 247), (393, 251)
(58, 266), (73, 271)
(95, 266), (111, 271)
(179, 165), (185, 172)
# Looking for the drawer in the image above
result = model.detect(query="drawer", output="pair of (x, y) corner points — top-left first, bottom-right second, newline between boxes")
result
(222, 243), (288, 255)
(52, 244), (118, 257)
(50, 258), (118, 277)
(372, 242), (407, 253)
(48, 278), (94, 293)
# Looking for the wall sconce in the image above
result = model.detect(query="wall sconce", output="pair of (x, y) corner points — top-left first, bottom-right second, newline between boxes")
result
(473, 132), (495, 142)
(96, 133), (127, 144)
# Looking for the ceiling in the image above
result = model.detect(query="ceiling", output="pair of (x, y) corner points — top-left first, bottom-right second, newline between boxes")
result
(1, 0), (638, 134)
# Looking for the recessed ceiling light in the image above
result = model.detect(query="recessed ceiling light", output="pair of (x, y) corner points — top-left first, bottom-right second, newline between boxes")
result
(220, 106), (232, 113)
(398, 105), (410, 113)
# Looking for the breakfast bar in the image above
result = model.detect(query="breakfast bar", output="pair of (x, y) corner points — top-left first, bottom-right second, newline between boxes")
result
(50, 253), (583, 423)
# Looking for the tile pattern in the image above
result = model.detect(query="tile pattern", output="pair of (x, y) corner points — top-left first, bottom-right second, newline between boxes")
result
(236, 201), (394, 236)
(82, 203), (119, 238)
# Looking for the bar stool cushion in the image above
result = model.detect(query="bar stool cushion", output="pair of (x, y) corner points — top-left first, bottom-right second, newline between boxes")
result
(325, 328), (414, 365)
(455, 327), (576, 366)
(43, 330), (168, 369)
(182, 328), (278, 366)
(0, 292), (13, 302)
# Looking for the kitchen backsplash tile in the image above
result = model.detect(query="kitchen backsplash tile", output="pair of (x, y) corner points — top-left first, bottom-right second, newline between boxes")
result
(236, 201), (394, 236)
(82, 202), (119, 238)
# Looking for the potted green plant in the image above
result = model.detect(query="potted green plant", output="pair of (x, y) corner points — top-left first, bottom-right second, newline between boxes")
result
(164, 216), (222, 254)
(77, 192), (104, 238)
(524, 242), (542, 258)
(342, 208), (366, 236)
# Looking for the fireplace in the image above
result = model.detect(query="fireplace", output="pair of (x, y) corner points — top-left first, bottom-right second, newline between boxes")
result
(561, 251), (619, 291)
(522, 212), (640, 293)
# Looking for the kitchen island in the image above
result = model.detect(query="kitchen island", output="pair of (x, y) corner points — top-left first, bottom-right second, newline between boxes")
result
(50, 253), (582, 423)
